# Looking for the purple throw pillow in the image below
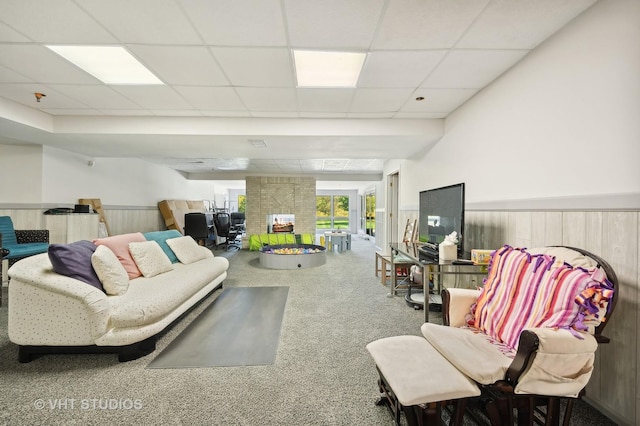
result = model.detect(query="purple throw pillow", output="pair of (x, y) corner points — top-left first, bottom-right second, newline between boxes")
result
(48, 240), (104, 292)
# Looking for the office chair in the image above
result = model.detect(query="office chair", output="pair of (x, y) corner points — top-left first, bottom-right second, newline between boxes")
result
(230, 212), (246, 234)
(214, 212), (240, 250)
(184, 213), (211, 246)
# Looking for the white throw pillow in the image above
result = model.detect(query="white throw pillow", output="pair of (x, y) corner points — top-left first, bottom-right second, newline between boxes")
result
(166, 236), (213, 264)
(128, 240), (174, 278)
(91, 245), (129, 295)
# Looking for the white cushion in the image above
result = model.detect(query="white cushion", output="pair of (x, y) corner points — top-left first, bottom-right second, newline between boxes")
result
(91, 245), (129, 295)
(166, 236), (213, 264)
(366, 335), (480, 406)
(108, 256), (229, 328)
(128, 241), (173, 278)
(421, 323), (513, 385)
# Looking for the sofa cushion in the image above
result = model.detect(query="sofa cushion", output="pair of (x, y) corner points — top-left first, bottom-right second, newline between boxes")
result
(91, 245), (129, 296)
(143, 230), (182, 263)
(166, 236), (213, 264)
(108, 256), (229, 328)
(94, 232), (146, 279)
(129, 241), (173, 278)
(47, 240), (103, 291)
(473, 245), (614, 350)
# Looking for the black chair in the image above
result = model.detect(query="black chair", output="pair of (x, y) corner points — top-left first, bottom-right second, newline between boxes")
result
(214, 212), (240, 250)
(184, 213), (211, 246)
(230, 212), (246, 234)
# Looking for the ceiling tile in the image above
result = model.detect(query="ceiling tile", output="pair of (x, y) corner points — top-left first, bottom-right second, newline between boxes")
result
(0, 83), (88, 109)
(128, 45), (229, 86)
(80, 0), (202, 44)
(40, 108), (102, 115)
(151, 109), (203, 117)
(299, 159), (324, 170)
(299, 112), (347, 118)
(174, 86), (246, 111)
(0, 0), (117, 43)
(297, 88), (355, 112)
(394, 111), (447, 119)
(99, 109), (153, 116)
(251, 111), (300, 118)
(181, 0), (287, 46)
(200, 110), (252, 118)
(373, 0), (490, 49)
(0, 45), (101, 84)
(236, 88), (297, 111)
(350, 88), (414, 113)
(358, 50), (447, 88)
(211, 47), (294, 87)
(323, 159), (349, 171)
(400, 88), (477, 113)
(0, 22), (31, 42)
(347, 112), (396, 118)
(457, 0), (597, 49)
(421, 49), (529, 89)
(0, 64), (32, 83)
(111, 86), (194, 110)
(284, 0), (385, 49)
(46, 85), (142, 110)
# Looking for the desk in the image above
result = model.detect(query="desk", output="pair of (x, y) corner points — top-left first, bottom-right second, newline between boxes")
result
(389, 243), (487, 322)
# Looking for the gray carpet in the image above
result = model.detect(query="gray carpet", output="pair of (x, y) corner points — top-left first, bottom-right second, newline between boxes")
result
(147, 286), (289, 368)
(0, 235), (617, 425)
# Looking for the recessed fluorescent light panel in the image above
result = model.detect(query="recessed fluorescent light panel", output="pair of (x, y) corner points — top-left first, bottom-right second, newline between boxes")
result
(46, 45), (163, 85)
(293, 50), (366, 88)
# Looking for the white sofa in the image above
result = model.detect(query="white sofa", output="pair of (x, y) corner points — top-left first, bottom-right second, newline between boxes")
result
(8, 230), (229, 362)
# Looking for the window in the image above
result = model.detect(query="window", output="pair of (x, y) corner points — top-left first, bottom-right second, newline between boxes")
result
(316, 195), (349, 230)
(237, 195), (246, 213)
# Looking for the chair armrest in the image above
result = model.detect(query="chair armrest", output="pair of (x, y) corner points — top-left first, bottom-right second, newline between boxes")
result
(508, 328), (598, 397)
(442, 288), (481, 327)
(15, 229), (49, 244)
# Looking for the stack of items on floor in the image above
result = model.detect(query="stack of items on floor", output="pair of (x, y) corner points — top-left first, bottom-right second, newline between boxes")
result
(7, 230), (229, 362)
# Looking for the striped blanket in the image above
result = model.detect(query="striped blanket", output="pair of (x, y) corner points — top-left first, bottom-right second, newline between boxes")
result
(472, 245), (614, 350)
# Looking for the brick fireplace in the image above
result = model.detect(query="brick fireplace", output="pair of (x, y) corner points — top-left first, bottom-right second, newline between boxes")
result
(245, 176), (316, 237)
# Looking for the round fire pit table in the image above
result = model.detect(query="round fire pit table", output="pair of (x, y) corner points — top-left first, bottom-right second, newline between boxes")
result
(259, 244), (327, 269)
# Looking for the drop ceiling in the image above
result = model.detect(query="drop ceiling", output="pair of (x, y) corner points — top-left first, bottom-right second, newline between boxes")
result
(0, 0), (596, 180)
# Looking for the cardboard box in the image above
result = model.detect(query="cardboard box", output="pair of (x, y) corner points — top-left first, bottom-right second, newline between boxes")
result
(471, 249), (493, 265)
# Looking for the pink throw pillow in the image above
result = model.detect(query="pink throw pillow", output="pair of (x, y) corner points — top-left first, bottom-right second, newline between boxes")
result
(94, 232), (146, 279)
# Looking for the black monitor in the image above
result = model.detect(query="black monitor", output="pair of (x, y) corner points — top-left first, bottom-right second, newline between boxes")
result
(418, 183), (465, 257)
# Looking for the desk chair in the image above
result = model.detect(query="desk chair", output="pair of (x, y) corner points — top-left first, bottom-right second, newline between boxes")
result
(214, 213), (240, 250)
(184, 213), (211, 246)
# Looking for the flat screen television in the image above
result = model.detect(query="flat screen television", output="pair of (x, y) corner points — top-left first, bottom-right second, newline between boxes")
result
(418, 183), (465, 257)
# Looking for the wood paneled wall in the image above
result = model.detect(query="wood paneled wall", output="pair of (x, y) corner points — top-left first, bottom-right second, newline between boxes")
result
(0, 208), (165, 238)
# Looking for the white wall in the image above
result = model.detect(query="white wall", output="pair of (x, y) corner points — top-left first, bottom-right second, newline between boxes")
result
(399, 0), (640, 209)
(0, 144), (43, 204)
(0, 145), (219, 207)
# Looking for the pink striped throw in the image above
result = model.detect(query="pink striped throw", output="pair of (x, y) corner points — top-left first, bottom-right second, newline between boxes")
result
(472, 246), (613, 350)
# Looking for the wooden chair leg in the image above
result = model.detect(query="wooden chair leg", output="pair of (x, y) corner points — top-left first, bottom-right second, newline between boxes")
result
(545, 397), (560, 426)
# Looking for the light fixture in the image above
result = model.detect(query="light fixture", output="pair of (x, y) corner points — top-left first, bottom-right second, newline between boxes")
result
(46, 45), (163, 85)
(293, 50), (366, 88)
(34, 92), (46, 102)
